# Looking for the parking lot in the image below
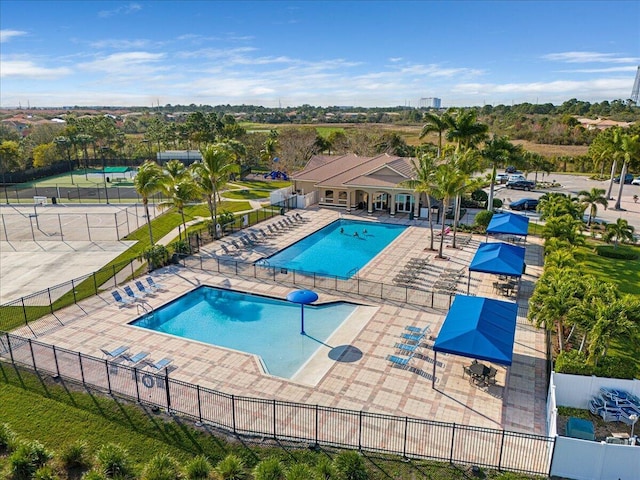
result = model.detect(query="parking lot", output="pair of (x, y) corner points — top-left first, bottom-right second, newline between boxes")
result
(494, 172), (640, 231)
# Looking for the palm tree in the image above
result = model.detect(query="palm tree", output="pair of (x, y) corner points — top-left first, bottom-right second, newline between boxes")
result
(613, 133), (640, 210)
(528, 267), (586, 352)
(419, 111), (450, 157)
(191, 143), (240, 238)
(603, 217), (635, 248)
(158, 178), (200, 242)
(430, 162), (465, 258)
(445, 109), (489, 151)
(578, 187), (608, 226)
(133, 161), (164, 246)
(401, 153), (437, 250)
(482, 135), (520, 211)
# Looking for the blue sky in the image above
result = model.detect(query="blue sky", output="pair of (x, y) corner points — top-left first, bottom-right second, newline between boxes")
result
(1, 0), (638, 108)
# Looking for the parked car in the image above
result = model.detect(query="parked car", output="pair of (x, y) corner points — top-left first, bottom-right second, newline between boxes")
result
(510, 198), (539, 211)
(631, 176), (640, 185)
(505, 166), (518, 174)
(506, 179), (536, 191)
(495, 173), (509, 184)
(613, 173), (634, 184)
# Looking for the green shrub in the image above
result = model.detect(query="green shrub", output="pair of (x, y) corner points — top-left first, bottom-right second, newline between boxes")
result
(60, 440), (91, 469)
(34, 465), (60, 480)
(141, 244), (171, 270)
(492, 198), (503, 209)
(594, 245), (638, 260)
(285, 463), (314, 480)
(82, 470), (108, 480)
(10, 440), (54, 479)
(554, 350), (591, 375)
(184, 455), (212, 480)
(333, 451), (368, 480)
(252, 457), (285, 480)
(474, 210), (494, 231)
(0, 422), (16, 452)
(214, 454), (247, 480)
(141, 452), (180, 480)
(169, 239), (190, 255)
(471, 189), (488, 204)
(314, 457), (337, 480)
(593, 356), (638, 379)
(95, 443), (133, 479)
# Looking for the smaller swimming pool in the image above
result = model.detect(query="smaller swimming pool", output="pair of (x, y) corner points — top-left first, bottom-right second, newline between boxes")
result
(131, 286), (359, 379)
(263, 219), (407, 278)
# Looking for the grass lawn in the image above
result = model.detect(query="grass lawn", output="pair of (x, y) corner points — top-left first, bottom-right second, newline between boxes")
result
(223, 189), (271, 200)
(0, 363), (540, 480)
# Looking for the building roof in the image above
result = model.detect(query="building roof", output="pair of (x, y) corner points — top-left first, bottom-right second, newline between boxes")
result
(293, 154), (416, 190)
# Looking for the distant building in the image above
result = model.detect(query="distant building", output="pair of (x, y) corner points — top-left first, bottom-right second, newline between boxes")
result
(420, 97), (441, 109)
(157, 150), (202, 165)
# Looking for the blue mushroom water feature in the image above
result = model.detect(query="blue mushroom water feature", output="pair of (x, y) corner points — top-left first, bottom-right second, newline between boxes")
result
(286, 289), (319, 335)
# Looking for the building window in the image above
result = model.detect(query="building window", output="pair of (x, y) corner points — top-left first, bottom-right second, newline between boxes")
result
(325, 190), (334, 203)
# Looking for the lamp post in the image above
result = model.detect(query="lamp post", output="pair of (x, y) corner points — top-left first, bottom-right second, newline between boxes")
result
(100, 146), (110, 204)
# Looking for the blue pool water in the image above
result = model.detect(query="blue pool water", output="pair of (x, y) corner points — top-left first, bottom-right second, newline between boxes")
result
(131, 286), (359, 379)
(264, 219), (407, 278)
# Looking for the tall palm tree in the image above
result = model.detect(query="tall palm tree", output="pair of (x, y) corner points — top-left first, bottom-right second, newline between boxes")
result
(578, 187), (608, 226)
(401, 153), (437, 250)
(191, 143), (240, 238)
(133, 161), (164, 246)
(430, 162), (465, 258)
(419, 111), (450, 157)
(482, 135), (520, 211)
(613, 133), (640, 210)
(445, 109), (489, 151)
(158, 178), (201, 241)
(603, 217), (635, 248)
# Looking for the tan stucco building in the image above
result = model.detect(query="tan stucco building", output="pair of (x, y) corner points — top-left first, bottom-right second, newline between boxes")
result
(292, 153), (433, 218)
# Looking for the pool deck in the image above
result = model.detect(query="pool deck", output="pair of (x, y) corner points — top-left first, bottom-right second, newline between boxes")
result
(10, 208), (547, 435)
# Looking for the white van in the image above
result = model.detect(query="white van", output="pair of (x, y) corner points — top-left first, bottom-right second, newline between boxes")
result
(508, 174), (527, 182)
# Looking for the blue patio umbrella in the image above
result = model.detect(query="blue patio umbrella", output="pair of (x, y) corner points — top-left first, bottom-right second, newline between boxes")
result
(286, 289), (319, 335)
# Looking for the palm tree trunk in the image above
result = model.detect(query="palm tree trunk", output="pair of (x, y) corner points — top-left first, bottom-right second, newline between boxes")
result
(426, 196), (435, 251)
(144, 200), (154, 246)
(180, 210), (187, 242)
(557, 320), (565, 352)
(487, 164), (496, 211)
(606, 160), (617, 199)
(614, 161), (627, 210)
(438, 199), (448, 258)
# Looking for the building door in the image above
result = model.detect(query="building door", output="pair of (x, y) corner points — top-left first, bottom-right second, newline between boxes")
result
(396, 194), (414, 213)
(373, 193), (388, 211)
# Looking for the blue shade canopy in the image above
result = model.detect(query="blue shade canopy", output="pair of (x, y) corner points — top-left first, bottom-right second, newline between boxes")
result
(286, 290), (319, 304)
(487, 213), (529, 236)
(469, 242), (526, 277)
(433, 295), (518, 365)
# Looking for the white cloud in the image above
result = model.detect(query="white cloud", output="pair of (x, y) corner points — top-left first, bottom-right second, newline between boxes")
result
(558, 66), (639, 73)
(78, 52), (166, 74)
(90, 39), (152, 49)
(453, 78), (632, 99)
(543, 51), (639, 64)
(98, 2), (142, 18)
(0, 59), (71, 79)
(0, 29), (27, 43)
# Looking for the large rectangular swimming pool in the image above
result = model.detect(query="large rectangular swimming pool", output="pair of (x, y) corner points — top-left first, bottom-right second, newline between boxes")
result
(262, 219), (407, 278)
(130, 286), (359, 379)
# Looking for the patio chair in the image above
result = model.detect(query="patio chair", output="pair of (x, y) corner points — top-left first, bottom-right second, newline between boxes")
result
(386, 353), (415, 369)
(123, 285), (143, 302)
(220, 243), (239, 256)
(146, 277), (166, 291)
(405, 325), (431, 335)
(146, 357), (173, 371)
(122, 351), (150, 366)
(111, 290), (134, 307)
(486, 367), (498, 385)
(101, 345), (129, 359)
(134, 280), (156, 297)
(394, 342), (419, 354)
(400, 332), (425, 344)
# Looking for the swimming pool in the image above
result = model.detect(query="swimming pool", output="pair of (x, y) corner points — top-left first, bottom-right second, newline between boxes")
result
(263, 219), (407, 278)
(130, 286), (359, 379)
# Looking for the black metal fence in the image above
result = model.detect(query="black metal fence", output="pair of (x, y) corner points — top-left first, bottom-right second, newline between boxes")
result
(1, 184), (166, 205)
(0, 332), (554, 475)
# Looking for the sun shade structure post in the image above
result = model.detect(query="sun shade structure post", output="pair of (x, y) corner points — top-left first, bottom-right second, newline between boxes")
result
(286, 289), (319, 335)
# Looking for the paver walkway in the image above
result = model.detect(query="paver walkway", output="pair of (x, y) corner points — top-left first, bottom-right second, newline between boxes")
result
(9, 207), (548, 437)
